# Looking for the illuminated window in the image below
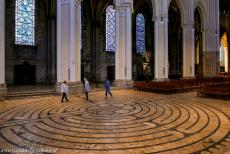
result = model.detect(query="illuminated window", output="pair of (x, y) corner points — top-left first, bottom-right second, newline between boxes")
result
(136, 13), (145, 53)
(106, 5), (116, 52)
(15, 0), (35, 45)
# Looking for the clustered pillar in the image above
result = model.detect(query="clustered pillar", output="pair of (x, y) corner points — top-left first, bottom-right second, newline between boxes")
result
(56, 0), (82, 93)
(154, 16), (169, 80)
(0, 0), (7, 97)
(114, 0), (133, 88)
(182, 24), (195, 78)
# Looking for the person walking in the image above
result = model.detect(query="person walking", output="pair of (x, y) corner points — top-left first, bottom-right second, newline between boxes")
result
(105, 77), (112, 98)
(84, 78), (90, 100)
(61, 80), (69, 102)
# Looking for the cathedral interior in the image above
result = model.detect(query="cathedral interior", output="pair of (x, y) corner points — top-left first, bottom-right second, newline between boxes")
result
(0, 0), (230, 153)
(2, 0), (229, 86)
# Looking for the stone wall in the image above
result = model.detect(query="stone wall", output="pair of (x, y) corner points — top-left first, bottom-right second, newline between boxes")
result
(5, 0), (50, 85)
(81, 0), (115, 83)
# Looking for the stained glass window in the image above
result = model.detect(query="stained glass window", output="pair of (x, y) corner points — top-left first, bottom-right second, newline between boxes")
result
(136, 13), (145, 53)
(15, 0), (35, 45)
(106, 5), (116, 52)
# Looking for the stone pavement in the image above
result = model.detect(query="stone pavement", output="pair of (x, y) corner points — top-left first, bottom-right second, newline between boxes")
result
(0, 90), (230, 154)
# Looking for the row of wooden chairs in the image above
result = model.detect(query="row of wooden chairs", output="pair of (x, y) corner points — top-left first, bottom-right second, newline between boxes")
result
(133, 77), (230, 94)
(198, 83), (230, 100)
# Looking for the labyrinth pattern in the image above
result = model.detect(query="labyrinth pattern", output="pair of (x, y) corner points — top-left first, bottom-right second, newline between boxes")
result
(0, 91), (230, 154)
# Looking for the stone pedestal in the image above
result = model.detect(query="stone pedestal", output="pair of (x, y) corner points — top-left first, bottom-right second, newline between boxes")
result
(113, 80), (133, 89)
(0, 84), (7, 98)
(56, 81), (83, 94)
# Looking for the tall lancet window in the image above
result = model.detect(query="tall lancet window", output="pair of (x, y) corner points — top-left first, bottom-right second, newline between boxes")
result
(106, 5), (116, 52)
(15, 0), (35, 45)
(136, 13), (145, 53)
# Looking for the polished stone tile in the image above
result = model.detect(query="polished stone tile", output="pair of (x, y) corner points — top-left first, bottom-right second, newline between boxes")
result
(0, 90), (230, 154)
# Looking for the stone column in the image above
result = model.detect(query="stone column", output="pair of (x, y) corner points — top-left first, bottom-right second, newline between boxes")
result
(202, 0), (219, 76)
(154, 16), (168, 80)
(56, 0), (82, 93)
(47, 0), (56, 84)
(114, 1), (133, 88)
(224, 46), (228, 72)
(0, 0), (7, 97)
(182, 24), (195, 78)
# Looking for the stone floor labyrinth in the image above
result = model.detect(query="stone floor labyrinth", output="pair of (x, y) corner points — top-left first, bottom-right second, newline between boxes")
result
(0, 90), (230, 154)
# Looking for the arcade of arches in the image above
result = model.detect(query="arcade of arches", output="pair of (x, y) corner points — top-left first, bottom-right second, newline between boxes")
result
(0, 0), (228, 95)
(0, 1), (230, 153)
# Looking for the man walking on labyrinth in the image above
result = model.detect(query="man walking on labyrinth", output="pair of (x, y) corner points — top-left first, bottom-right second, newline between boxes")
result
(61, 80), (69, 102)
(105, 77), (112, 98)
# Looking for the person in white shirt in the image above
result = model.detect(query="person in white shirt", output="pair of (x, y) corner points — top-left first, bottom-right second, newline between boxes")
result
(84, 78), (90, 100)
(61, 80), (69, 102)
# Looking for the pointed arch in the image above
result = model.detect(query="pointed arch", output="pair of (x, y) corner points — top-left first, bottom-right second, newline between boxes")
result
(136, 13), (145, 53)
(194, 8), (203, 76)
(105, 5), (116, 52)
(15, 0), (35, 45)
(161, 0), (185, 23)
(168, 0), (183, 79)
(195, 1), (207, 31)
(168, 0), (184, 19)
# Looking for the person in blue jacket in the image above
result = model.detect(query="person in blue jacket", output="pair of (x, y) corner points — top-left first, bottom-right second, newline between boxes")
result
(105, 77), (112, 98)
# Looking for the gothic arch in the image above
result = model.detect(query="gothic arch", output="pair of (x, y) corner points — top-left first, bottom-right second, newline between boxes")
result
(194, 8), (203, 76)
(161, 0), (184, 22)
(133, 0), (154, 81)
(193, 1), (208, 76)
(194, 1), (207, 31)
(99, 1), (114, 23)
(169, 0), (185, 22)
(168, 0), (183, 79)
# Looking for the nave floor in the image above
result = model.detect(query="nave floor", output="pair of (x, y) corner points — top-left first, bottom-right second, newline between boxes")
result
(0, 90), (230, 154)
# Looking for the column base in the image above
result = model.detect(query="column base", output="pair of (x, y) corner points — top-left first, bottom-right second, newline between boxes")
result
(182, 76), (196, 79)
(113, 80), (133, 89)
(56, 81), (83, 94)
(0, 84), (7, 98)
(152, 78), (169, 82)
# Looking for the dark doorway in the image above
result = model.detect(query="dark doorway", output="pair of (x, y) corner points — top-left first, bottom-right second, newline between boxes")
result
(168, 0), (183, 79)
(14, 61), (36, 85)
(107, 66), (115, 81)
(195, 8), (203, 76)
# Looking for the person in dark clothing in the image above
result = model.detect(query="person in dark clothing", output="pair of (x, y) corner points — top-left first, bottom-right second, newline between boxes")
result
(105, 77), (112, 98)
(61, 80), (69, 102)
(84, 78), (90, 100)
